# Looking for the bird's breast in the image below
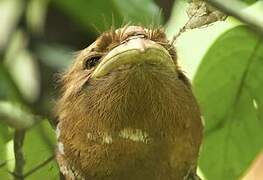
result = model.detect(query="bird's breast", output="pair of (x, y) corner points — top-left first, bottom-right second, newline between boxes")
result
(56, 64), (202, 179)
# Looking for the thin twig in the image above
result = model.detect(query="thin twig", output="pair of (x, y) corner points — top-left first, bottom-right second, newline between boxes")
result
(13, 130), (26, 180)
(206, 0), (263, 36)
(170, 3), (201, 45)
(8, 171), (21, 178)
(0, 161), (7, 168)
(23, 155), (54, 178)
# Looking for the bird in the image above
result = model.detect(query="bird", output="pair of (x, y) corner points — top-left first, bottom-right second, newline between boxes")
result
(55, 25), (203, 180)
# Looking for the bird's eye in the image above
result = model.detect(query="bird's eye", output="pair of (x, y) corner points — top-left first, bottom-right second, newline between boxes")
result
(85, 56), (101, 69)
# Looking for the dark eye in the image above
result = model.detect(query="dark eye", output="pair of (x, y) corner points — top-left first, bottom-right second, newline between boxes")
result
(85, 56), (101, 69)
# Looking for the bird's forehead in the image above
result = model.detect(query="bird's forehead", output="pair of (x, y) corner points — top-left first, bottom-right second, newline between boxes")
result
(118, 26), (146, 35)
(82, 25), (167, 58)
(85, 26), (148, 52)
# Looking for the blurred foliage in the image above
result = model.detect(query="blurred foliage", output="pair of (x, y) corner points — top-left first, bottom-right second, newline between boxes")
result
(0, 0), (263, 179)
(194, 26), (263, 180)
(0, 101), (35, 129)
(243, 0), (259, 4)
(22, 121), (57, 179)
(55, 0), (163, 33)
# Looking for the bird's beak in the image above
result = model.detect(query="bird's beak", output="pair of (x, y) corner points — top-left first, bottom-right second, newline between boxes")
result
(91, 37), (176, 78)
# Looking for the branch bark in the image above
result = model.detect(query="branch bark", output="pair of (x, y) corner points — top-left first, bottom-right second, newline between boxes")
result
(206, 0), (263, 36)
(13, 130), (26, 180)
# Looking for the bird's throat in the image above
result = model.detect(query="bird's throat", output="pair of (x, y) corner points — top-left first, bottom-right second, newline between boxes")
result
(84, 64), (181, 132)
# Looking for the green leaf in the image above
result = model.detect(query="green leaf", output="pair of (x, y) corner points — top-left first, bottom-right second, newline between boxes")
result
(0, 66), (10, 100)
(0, 123), (12, 142)
(194, 26), (263, 180)
(0, 62), (24, 102)
(0, 101), (35, 129)
(0, 124), (12, 179)
(5, 30), (40, 103)
(0, 0), (23, 50)
(26, 0), (50, 35)
(54, 0), (163, 33)
(35, 43), (73, 70)
(242, 0), (258, 5)
(23, 120), (59, 179)
(0, 120), (58, 179)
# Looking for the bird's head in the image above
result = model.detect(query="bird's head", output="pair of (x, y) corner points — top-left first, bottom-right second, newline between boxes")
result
(56, 25), (191, 129)
(55, 26), (202, 180)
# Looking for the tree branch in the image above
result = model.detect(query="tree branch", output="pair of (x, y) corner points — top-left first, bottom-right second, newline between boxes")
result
(13, 130), (26, 180)
(206, 0), (263, 36)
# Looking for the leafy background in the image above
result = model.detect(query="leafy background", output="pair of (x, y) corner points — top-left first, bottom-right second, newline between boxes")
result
(0, 0), (263, 179)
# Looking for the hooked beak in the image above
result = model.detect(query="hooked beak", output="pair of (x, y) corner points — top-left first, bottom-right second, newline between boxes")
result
(91, 37), (175, 78)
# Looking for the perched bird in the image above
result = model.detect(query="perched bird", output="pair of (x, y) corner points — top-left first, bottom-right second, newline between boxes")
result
(55, 26), (203, 180)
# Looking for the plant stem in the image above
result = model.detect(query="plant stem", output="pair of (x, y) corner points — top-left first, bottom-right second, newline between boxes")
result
(13, 130), (26, 180)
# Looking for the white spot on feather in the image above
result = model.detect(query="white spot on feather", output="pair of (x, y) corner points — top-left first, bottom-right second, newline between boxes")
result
(60, 166), (67, 175)
(87, 132), (92, 139)
(58, 142), (65, 154)
(119, 128), (151, 144)
(56, 124), (61, 139)
(102, 133), (113, 144)
(60, 165), (84, 179)
(86, 130), (152, 145)
(67, 169), (75, 179)
(87, 132), (97, 141)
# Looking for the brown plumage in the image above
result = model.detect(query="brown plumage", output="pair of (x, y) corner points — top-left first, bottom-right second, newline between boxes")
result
(55, 26), (203, 180)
